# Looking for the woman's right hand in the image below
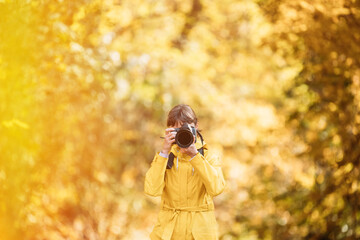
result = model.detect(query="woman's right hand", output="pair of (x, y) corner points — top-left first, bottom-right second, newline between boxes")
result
(161, 128), (176, 155)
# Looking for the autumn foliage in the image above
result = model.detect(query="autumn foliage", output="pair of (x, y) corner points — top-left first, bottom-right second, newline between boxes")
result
(1, 0), (359, 239)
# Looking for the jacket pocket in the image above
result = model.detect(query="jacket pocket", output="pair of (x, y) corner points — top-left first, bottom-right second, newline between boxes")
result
(191, 211), (218, 240)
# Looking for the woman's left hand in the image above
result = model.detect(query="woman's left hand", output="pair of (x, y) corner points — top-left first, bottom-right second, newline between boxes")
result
(180, 136), (198, 157)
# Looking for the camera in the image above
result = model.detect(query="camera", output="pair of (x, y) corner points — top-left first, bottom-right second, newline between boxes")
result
(173, 123), (197, 148)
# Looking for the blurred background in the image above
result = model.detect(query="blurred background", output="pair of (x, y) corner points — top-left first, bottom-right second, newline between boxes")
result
(1, 0), (360, 239)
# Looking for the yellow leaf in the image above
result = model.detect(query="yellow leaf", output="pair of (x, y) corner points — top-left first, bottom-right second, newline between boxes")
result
(2, 119), (29, 129)
(13, 119), (29, 129)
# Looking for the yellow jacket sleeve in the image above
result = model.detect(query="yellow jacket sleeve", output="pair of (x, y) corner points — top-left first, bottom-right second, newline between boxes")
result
(144, 153), (168, 197)
(189, 149), (226, 197)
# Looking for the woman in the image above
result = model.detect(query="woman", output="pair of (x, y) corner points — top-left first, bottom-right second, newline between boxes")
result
(144, 104), (226, 240)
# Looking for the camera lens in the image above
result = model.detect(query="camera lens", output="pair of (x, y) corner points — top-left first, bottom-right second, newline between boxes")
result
(175, 129), (193, 148)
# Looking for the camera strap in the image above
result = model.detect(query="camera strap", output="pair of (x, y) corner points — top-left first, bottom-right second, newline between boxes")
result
(166, 130), (205, 169)
(197, 130), (205, 156)
(167, 153), (175, 169)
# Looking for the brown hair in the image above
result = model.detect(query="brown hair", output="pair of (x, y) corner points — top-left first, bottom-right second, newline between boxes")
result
(167, 104), (198, 127)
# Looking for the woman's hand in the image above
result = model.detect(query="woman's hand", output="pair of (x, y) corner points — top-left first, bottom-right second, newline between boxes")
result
(161, 128), (176, 155)
(180, 136), (198, 157)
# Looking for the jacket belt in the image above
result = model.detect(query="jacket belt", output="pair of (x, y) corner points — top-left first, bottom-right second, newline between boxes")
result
(161, 204), (214, 240)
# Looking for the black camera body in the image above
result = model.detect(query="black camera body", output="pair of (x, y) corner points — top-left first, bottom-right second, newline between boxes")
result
(173, 123), (197, 148)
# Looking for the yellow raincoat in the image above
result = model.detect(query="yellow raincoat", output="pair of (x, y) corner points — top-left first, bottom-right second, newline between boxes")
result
(144, 139), (226, 240)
